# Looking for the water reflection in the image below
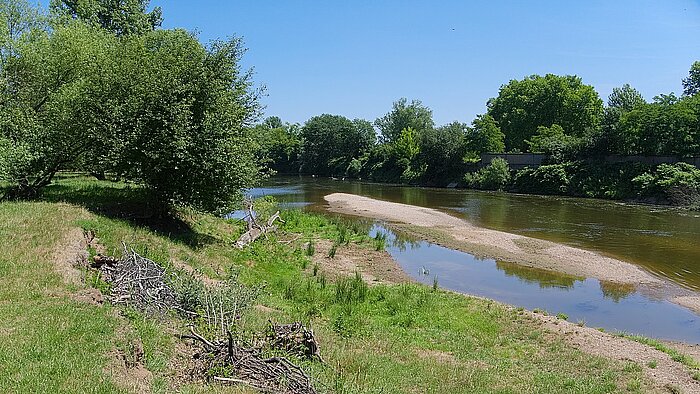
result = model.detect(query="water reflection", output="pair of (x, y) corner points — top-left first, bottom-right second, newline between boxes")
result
(370, 224), (700, 343)
(255, 176), (700, 291)
(495, 260), (580, 290)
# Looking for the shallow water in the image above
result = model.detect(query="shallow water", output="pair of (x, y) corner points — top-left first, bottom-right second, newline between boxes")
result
(246, 176), (700, 342)
(255, 175), (700, 291)
(371, 224), (700, 343)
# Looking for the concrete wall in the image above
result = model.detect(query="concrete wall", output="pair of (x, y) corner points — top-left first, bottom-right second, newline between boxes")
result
(480, 153), (546, 169)
(480, 153), (700, 169)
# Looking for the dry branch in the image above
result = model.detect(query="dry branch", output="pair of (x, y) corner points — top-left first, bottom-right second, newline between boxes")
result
(267, 321), (324, 363)
(97, 244), (179, 314)
(189, 326), (317, 394)
(235, 198), (285, 248)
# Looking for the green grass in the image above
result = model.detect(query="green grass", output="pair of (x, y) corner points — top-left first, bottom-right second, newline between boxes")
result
(0, 176), (655, 393)
(616, 333), (700, 375)
(0, 202), (127, 393)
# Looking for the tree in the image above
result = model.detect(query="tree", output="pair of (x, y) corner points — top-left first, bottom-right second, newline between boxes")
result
(599, 84), (646, 155)
(616, 95), (700, 156)
(466, 114), (505, 158)
(526, 124), (579, 162)
(254, 116), (301, 174)
(374, 98), (433, 143)
(50, 0), (162, 36)
(92, 31), (263, 212)
(486, 74), (603, 152)
(0, 1), (263, 212)
(419, 121), (468, 182)
(607, 84), (645, 112)
(300, 114), (374, 176)
(683, 61), (700, 97)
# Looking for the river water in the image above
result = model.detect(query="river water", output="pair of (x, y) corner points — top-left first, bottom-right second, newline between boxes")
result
(250, 176), (700, 342)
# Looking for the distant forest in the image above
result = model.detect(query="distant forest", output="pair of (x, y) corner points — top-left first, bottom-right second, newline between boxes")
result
(255, 67), (700, 207)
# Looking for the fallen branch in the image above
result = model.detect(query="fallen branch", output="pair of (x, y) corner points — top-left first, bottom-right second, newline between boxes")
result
(267, 321), (324, 363)
(235, 198), (285, 248)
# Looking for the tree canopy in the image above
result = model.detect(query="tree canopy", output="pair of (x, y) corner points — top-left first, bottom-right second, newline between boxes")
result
(50, 0), (162, 36)
(0, 0), (262, 213)
(486, 74), (603, 152)
(683, 61), (700, 97)
(299, 114), (375, 176)
(374, 98), (434, 143)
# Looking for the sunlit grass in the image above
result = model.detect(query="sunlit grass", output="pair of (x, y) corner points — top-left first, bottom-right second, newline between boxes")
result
(0, 177), (654, 393)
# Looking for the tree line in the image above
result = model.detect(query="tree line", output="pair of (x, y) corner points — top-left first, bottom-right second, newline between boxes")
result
(0, 0), (262, 213)
(255, 65), (700, 206)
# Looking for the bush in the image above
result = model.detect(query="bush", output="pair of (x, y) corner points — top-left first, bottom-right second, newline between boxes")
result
(513, 164), (570, 195)
(633, 162), (700, 205)
(464, 157), (511, 191)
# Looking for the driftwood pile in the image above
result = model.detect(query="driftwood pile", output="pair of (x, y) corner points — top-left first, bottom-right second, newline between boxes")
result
(92, 244), (320, 393)
(187, 326), (317, 394)
(93, 245), (180, 314)
(266, 321), (324, 363)
(235, 198), (285, 248)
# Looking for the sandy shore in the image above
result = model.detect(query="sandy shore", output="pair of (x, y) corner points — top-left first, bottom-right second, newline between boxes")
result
(320, 193), (700, 390)
(325, 193), (662, 286)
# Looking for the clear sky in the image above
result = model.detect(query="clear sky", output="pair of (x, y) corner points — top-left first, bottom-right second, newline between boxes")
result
(45, 1), (700, 126)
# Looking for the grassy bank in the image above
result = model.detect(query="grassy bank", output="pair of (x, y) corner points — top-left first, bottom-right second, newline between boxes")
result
(0, 176), (655, 393)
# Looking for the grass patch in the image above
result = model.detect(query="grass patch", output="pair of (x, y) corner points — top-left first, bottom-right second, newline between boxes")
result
(0, 176), (654, 393)
(616, 333), (700, 372)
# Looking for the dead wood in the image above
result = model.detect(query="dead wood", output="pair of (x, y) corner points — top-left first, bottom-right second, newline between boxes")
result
(188, 326), (317, 394)
(235, 198), (285, 248)
(266, 321), (324, 363)
(98, 244), (179, 314)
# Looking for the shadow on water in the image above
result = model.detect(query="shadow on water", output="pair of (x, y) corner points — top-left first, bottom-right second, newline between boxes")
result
(368, 224), (700, 343)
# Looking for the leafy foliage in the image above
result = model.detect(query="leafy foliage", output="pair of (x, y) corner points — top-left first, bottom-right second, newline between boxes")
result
(0, 1), (262, 212)
(464, 157), (511, 191)
(633, 163), (700, 205)
(527, 124), (580, 162)
(683, 61), (700, 97)
(466, 114), (505, 158)
(299, 114), (375, 176)
(374, 98), (434, 143)
(487, 74), (603, 152)
(50, 0), (162, 36)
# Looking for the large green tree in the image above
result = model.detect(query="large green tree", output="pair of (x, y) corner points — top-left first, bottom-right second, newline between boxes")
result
(599, 84), (646, 155)
(50, 0), (162, 36)
(253, 116), (301, 174)
(486, 74), (603, 151)
(300, 114), (375, 176)
(683, 61), (700, 97)
(616, 95), (700, 156)
(418, 121), (468, 183)
(0, 1), (262, 213)
(466, 114), (505, 158)
(374, 98), (433, 143)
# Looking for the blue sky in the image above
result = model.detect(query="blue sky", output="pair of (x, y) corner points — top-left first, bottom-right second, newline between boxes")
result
(44, 1), (700, 126)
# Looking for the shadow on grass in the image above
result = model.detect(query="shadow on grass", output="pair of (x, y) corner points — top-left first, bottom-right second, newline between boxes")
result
(40, 178), (217, 249)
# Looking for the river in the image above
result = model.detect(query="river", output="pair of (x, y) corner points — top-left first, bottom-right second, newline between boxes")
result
(250, 175), (700, 342)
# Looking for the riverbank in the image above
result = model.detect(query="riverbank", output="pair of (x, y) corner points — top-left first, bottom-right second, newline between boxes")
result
(325, 193), (660, 285)
(324, 192), (700, 315)
(1, 176), (682, 393)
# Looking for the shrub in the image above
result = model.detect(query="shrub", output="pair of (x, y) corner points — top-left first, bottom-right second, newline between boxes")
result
(464, 157), (511, 191)
(633, 162), (700, 206)
(514, 164), (570, 195)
